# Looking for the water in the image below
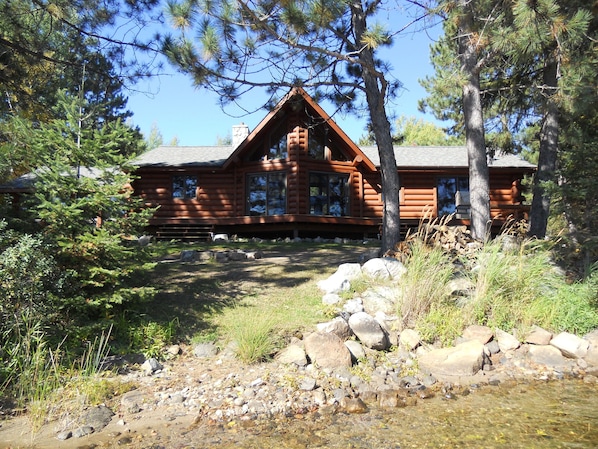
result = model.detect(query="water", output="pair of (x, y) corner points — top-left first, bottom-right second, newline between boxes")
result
(128, 379), (598, 449)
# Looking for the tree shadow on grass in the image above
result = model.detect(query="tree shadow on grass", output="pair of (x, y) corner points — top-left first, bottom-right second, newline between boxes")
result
(136, 243), (377, 341)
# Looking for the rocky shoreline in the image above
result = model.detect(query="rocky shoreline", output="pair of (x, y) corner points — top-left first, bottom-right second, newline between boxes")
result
(2, 250), (598, 447)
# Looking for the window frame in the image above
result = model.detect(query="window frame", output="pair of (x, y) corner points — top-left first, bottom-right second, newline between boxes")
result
(172, 174), (198, 200)
(308, 172), (350, 217)
(246, 171), (287, 216)
(436, 175), (469, 216)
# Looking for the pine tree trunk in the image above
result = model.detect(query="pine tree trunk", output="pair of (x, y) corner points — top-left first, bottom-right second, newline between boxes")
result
(351, 3), (401, 253)
(529, 51), (559, 239)
(458, 1), (490, 241)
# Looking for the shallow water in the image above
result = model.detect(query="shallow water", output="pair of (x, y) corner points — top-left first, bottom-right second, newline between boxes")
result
(130, 379), (598, 449)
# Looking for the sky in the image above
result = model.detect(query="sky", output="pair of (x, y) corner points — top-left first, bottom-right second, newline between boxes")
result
(126, 14), (443, 147)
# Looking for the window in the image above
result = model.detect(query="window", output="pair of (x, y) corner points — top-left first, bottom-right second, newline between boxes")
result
(269, 133), (288, 160)
(308, 129), (326, 160)
(247, 172), (287, 216)
(172, 175), (198, 199)
(309, 173), (349, 216)
(437, 176), (469, 216)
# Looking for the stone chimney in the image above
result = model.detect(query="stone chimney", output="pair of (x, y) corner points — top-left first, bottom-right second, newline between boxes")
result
(232, 123), (250, 148)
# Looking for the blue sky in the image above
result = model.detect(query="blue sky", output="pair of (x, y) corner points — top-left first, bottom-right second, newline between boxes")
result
(126, 17), (444, 147)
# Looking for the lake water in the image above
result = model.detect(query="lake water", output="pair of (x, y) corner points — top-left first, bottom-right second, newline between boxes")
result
(125, 379), (598, 449)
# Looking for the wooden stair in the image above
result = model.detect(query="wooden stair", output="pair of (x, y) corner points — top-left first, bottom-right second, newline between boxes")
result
(155, 224), (214, 241)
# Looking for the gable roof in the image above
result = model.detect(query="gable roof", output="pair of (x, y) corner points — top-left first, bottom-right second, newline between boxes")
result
(132, 87), (535, 172)
(222, 87), (377, 170)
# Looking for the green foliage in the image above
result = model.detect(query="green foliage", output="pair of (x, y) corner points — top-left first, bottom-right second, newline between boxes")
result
(124, 318), (179, 360)
(394, 116), (463, 146)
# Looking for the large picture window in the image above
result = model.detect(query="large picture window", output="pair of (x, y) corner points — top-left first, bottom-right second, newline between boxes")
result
(172, 175), (198, 199)
(309, 173), (349, 216)
(247, 172), (287, 216)
(437, 176), (469, 216)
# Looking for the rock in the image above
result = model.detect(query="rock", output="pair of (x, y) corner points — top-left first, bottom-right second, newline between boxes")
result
(166, 344), (181, 356)
(180, 250), (197, 262)
(246, 250), (263, 259)
(584, 344), (598, 367)
(495, 329), (520, 352)
(399, 329), (421, 351)
(348, 312), (390, 350)
(343, 298), (364, 314)
(120, 390), (144, 414)
(361, 286), (400, 315)
(317, 317), (352, 340)
(275, 344), (308, 366)
(304, 332), (352, 369)
(550, 332), (589, 359)
(322, 293), (342, 305)
(335, 263), (363, 280)
(300, 377), (317, 391)
(462, 325), (493, 344)
(418, 340), (485, 377)
(524, 325), (553, 346)
(56, 430), (72, 441)
(485, 340), (500, 355)
(79, 405), (114, 432)
(212, 233), (229, 241)
(228, 251), (247, 261)
(446, 277), (475, 296)
(527, 345), (571, 369)
(138, 235), (152, 247)
(340, 397), (368, 414)
(317, 272), (351, 294)
(584, 329), (598, 347)
(584, 332), (598, 367)
(141, 357), (163, 375)
(73, 426), (94, 438)
(344, 340), (366, 362)
(193, 342), (219, 358)
(362, 257), (406, 280)
(378, 390), (404, 408)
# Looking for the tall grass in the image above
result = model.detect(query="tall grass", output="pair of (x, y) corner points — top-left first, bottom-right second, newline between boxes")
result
(415, 236), (598, 343)
(223, 307), (277, 363)
(399, 240), (454, 330)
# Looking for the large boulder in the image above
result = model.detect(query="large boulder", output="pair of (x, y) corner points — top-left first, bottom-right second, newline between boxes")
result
(527, 344), (572, 369)
(275, 344), (308, 366)
(550, 332), (589, 359)
(348, 312), (390, 350)
(418, 340), (485, 377)
(362, 258), (406, 280)
(495, 328), (520, 352)
(399, 329), (421, 351)
(361, 286), (400, 315)
(317, 317), (352, 340)
(524, 325), (553, 346)
(304, 332), (352, 369)
(462, 325), (493, 345)
(583, 330), (598, 366)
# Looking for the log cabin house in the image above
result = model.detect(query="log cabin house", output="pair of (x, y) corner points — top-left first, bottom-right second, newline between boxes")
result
(133, 87), (535, 241)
